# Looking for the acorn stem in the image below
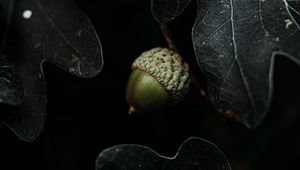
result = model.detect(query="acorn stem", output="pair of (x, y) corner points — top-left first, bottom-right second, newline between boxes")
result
(128, 105), (136, 115)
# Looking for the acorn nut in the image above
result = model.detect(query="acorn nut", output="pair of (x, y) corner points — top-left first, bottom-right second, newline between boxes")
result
(126, 47), (191, 114)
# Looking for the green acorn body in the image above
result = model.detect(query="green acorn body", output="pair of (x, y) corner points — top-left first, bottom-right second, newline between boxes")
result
(126, 48), (191, 114)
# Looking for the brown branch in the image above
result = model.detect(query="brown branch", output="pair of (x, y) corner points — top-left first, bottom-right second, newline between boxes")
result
(160, 24), (212, 106)
(160, 24), (177, 51)
(160, 24), (207, 99)
(160, 23), (240, 124)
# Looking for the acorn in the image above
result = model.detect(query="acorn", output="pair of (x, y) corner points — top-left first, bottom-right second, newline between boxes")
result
(126, 47), (191, 114)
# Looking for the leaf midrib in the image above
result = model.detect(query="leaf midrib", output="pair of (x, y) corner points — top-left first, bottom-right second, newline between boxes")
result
(223, 0), (256, 112)
(34, 0), (82, 59)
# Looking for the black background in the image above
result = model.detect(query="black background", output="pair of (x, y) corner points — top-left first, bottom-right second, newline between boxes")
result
(1, 0), (300, 170)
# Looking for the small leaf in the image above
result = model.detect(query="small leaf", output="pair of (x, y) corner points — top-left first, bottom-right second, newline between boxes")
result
(151, 0), (191, 24)
(96, 137), (231, 170)
(2, 0), (103, 141)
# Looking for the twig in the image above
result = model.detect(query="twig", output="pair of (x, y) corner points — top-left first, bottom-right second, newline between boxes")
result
(160, 25), (211, 99)
(160, 23), (240, 122)
(160, 24), (208, 99)
(160, 24), (177, 51)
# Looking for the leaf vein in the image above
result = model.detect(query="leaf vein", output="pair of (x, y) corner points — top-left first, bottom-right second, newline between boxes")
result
(227, 0), (256, 111)
(259, 0), (268, 35)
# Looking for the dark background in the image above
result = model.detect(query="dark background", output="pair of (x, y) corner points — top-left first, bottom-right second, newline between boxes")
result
(1, 0), (300, 170)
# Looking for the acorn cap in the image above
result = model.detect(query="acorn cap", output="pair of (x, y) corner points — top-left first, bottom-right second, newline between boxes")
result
(126, 47), (190, 113)
(132, 48), (190, 102)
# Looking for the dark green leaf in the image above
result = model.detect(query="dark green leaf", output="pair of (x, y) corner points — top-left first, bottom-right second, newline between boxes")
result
(96, 137), (231, 170)
(152, 0), (300, 128)
(151, 0), (191, 24)
(192, 0), (300, 128)
(2, 0), (103, 141)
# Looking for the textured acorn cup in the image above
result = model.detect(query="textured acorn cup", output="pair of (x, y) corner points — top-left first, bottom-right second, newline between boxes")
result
(126, 48), (191, 114)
